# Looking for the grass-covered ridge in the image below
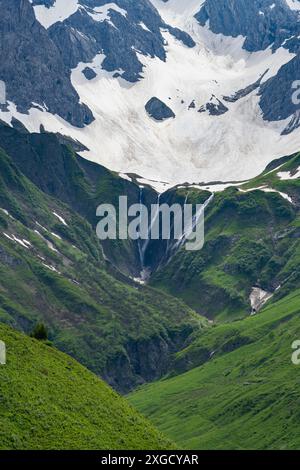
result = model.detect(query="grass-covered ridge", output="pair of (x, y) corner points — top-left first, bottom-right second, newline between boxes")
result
(0, 323), (173, 450)
(129, 290), (300, 450)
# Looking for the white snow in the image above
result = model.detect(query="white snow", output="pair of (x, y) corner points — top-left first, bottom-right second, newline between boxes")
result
(32, 0), (79, 29)
(32, 0), (127, 29)
(52, 211), (68, 226)
(87, 3), (127, 23)
(42, 263), (61, 274)
(0, 208), (15, 220)
(3, 233), (14, 242)
(35, 221), (48, 232)
(119, 173), (132, 182)
(250, 287), (273, 314)
(180, 181), (249, 192)
(22, 239), (32, 248)
(2, 233), (31, 249)
(34, 229), (59, 253)
(277, 166), (300, 180)
(239, 185), (294, 204)
(0, 208), (9, 216)
(51, 232), (62, 240)
(286, 0), (300, 12)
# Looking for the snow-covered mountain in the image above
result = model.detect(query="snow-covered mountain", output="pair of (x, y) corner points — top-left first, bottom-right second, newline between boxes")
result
(1, 0), (300, 188)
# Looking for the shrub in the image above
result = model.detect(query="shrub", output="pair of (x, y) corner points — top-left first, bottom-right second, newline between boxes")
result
(30, 323), (48, 341)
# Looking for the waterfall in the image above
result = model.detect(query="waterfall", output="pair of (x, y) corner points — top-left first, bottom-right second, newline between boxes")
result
(162, 193), (214, 266)
(141, 192), (161, 259)
(135, 190), (214, 281)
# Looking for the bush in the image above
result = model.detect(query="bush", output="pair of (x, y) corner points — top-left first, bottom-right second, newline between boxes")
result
(30, 323), (48, 341)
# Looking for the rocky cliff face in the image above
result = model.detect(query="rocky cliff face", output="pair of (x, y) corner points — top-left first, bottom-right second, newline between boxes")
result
(2, 1), (300, 185)
(0, 0), (93, 127)
(196, 0), (300, 52)
(48, 0), (194, 82)
(196, 0), (300, 132)
(0, 0), (194, 126)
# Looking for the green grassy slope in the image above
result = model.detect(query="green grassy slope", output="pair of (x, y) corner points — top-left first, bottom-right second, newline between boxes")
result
(0, 145), (204, 393)
(0, 323), (173, 450)
(151, 153), (300, 321)
(129, 290), (300, 450)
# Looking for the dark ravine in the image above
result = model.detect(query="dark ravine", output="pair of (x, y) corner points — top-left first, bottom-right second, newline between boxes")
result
(103, 327), (194, 392)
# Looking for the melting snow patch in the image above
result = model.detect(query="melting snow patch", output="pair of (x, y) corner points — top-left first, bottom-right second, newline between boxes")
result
(34, 230), (59, 253)
(12, 0), (300, 186)
(13, 237), (30, 249)
(87, 3), (127, 24)
(3, 233), (14, 242)
(132, 277), (146, 286)
(3, 233), (31, 249)
(21, 239), (32, 248)
(119, 173), (133, 183)
(286, 0), (300, 11)
(42, 263), (61, 274)
(0, 208), (14, 220)
(52, 212), (68, 226)
(277, 166), (300, 180)
(239, 186), (293, 204)
(250, 287), (273, 314)
(33, 0), (79, 29)
(35, 221), (48, 232)
(51, 232), (62, 240)
(179, 182), (248, 192)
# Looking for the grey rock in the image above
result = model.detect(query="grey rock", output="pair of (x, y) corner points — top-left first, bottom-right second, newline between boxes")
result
(48, 0), (195, 83)
(198, 96), (228, 116)
(259, 53), (300, 133)
(224, 70), (269, 103)
(145, 97), (175, 121)
(82, 67), (97, 80)
(0, 0), (94, 128)
(196, 0), (300, 53)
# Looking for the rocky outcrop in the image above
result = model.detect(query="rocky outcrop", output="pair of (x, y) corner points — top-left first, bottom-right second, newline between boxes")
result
(82, 67), (97, 80)
(145, 97), (175, 121)
(48, 0), (195, 82)
(103, 327), (194, 393)
(196, 0), (300, 52)
(196, 1), (300, 132)
(259, 53), (300, 132)
(0, 0), (93, 127)
(198, 96), (228, 116)
(224, 70), (269, 103)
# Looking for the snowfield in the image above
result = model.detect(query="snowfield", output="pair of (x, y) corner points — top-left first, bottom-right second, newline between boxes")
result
(2, 0), (300, 190)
